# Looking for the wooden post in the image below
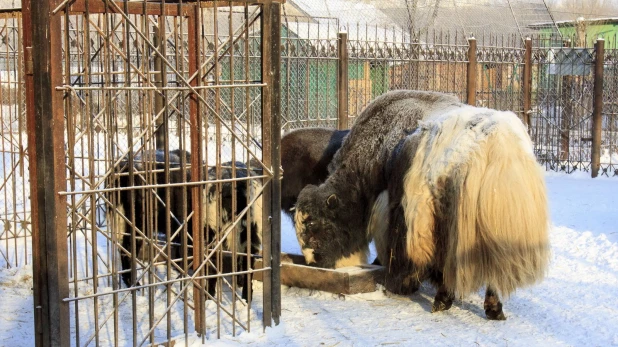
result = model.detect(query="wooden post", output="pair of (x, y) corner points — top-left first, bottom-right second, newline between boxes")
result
(523, 37), (532, 128)
(29, 0), (70, 344)
(467, 37), (477, 106)
(591, 38), (605, 178)
(337, 32), (349, 130)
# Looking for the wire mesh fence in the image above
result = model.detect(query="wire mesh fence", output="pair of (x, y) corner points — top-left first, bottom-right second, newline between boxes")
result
(281, 16), (339, 130)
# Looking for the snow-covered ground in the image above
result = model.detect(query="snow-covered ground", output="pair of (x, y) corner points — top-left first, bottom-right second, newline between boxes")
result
(1, 171), (618, 346)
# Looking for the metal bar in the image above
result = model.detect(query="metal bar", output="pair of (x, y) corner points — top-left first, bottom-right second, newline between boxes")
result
(21, 0), (43, 341)
(592, 38), (605, 178)
(154, 17), (165, 150)
(66, 0), (193, 16)
(269, 2), (282, 325)
(58, 174), (268, 196)
(337, 31), (348, 130)
(523, 37), (532, 128)
(56, 83), (266, 90)
(63, 267), (273, 302)
(199, 0), (286, 7)
(187, 0), (205, 334)
(30, 0), (70, 344)
(467, 37), (477, 106)
(260, 1), (273, 329)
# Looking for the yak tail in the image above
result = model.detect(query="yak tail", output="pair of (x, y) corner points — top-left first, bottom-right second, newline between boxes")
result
(442, 120), (550, 298)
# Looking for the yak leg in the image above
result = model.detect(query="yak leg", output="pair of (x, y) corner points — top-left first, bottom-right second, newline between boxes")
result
(120, 202), (144, 288)
(240, 240), (259, 303)
(431, 273), (455, 313)
(484, 286), (506, 320)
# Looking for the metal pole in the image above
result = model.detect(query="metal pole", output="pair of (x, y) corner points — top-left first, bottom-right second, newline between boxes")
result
(21, 0), (43, 343)
(261, 0), (282, 328)
(523, 37), (532, 128)
(29, 0), (70, 344)
(188, 4), (204, 334)
(337, 32), (349, 130)
(269, 2), (282, 326)
(592, 38), (605, 178)
(260, 1), (274, 329)
(154, 23), (165, 149)
(467, 37), (477, 106)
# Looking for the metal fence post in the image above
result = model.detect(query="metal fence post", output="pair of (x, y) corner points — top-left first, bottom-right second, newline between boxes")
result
(337, 32), (349, 130)
(260, 0), (282, 328)
(269, 2), (282, 326)
(29, 0), (70, 344)
(187, 4), (205, 334)
(467, 37), (477, 106)
(523, 37), (532, 128)
(592, 38), (605, 178)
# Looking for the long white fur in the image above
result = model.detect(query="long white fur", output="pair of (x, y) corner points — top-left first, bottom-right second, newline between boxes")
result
(402, 106), (550, 297)
(367, 190), (390, 265)
(204, 179), (263, 254)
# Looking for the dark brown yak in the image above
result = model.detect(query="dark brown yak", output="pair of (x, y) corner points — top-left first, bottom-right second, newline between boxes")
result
(281, 127), (349, 217)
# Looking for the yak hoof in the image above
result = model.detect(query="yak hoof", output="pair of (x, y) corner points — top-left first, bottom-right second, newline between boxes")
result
(121, 276), (140, 288)
(484, 298), (506, 320)
(431, 298), (453, 313)
(485, 306), (507, 321)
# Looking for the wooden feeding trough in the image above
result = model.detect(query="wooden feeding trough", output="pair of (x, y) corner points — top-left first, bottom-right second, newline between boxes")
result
(254, 253), (384, 295)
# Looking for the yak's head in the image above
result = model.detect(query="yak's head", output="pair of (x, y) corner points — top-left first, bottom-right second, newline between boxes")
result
(294, 183), (360, 268)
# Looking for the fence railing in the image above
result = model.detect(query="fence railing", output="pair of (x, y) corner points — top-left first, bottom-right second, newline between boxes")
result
(278, 19), (618, 177)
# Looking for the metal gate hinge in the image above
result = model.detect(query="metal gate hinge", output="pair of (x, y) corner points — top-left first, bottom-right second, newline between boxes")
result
(25, 47), (33, 75)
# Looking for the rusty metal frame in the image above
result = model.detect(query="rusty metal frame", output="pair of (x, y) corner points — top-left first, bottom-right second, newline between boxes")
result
(23, 0), (283, 344)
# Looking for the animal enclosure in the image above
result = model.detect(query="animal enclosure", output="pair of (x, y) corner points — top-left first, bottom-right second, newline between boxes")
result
(13, 0), (283, 345)
(2, 1), (618, 346)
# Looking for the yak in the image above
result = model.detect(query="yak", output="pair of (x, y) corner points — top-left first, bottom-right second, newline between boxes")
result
(205, 161), (263, 302)
(369, 106), (550, 320)
(293, 90), (461, 269)
(112, 151), (262, 302)
(281, 127), (349, 217)
(113, 149), (192, 289)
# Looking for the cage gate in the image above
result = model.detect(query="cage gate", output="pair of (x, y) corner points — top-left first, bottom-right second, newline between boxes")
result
(27, 0), (282, 345)
(0, 9), (29, 270)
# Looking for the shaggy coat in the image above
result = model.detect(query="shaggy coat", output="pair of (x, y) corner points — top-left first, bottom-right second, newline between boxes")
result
(281, 128), (349, 216)
(114, 149), (192, 288)
(205, 161), (263, 300)
(294, 90), (461, 269)
(113, 153), (262, 301)
(371, 106), (550, 317)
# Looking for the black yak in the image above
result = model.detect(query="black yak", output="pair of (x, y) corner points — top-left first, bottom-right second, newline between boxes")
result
(293, 90), (461, 269)
(113, 149), (192, 288)
(113, 151), (262, 302)
(205, 161), (263, 301)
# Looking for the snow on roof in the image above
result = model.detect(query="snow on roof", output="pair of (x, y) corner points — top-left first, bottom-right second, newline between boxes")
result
(529, 17), (618, 28)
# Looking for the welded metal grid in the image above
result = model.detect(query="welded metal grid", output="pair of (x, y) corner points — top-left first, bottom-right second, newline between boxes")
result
(600, 39), (618, 177)
(0, 10), (29, 269)
(25, 1), (280, 345)
(529, 39), (596, 173)
(475, 34), (525, 115)
(347, 26), (469, 125)
(281, 16), (339, 130)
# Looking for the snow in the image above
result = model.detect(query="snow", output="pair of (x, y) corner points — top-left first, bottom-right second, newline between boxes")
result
(1, 171), (618, 346)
